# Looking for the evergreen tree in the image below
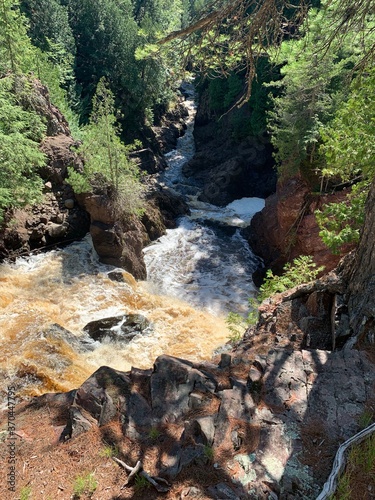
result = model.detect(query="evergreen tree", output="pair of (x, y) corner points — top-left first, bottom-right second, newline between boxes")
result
(0, 75), (46, 221)
(315, 68), (375, 252)
(68, 78), (145, 216)
(65, 0), (139, 122)
(267, 2), (374, 180)
(0, 0), (36, 74)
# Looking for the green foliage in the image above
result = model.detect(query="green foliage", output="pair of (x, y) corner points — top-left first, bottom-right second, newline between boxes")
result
(0, 0), (37, 74)
(20, 486), (32, 500)
(320, 68), (375, 183)
(21, 0), (75, 56)
(332, 433), (375, 500)
(258, 256), (325, 301)
(72, 472), (97, 498)
(331, 470), (352, 500)
(227, 256), (323, 340)
(358, 409), (374, 430)
(316, 185), (367, 253)
(134, 474), (150, 491)
(315, 68), (375, 253)
(205, 57), (279, 142)
(226, 311), (249, 342)
(267, 1), (375, 179)
(203, 444), (214, 461)
(68, 78), (145, 216)
(99, 444), (119, 458)
(0, 75), (46, 222)
(148, 427), (160, 440)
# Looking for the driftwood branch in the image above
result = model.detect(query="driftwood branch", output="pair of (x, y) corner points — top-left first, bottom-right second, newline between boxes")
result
(316, 422), (375, 500)
(112, 456), (170, 493)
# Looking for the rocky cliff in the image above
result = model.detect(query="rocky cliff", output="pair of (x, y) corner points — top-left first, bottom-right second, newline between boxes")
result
(182, 92), (277, 206)
(246, 175), (354, 278)
(0, 80), (90, 259)
(0, 80), (189, 276)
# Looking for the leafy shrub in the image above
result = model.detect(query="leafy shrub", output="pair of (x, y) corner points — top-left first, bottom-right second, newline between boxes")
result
(227, 256), (324, 340)
(258, 256), (324, 302)
(316, 185), (367, 253)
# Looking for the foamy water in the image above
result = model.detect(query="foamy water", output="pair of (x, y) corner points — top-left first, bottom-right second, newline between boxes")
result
(0, 82), (264, 399)
(0, 235), (230, 398)
(144, 82), (264, 316)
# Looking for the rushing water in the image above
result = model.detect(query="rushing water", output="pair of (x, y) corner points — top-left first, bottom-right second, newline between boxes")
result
(144, 83), (264, 315)
(0, 83), (264, 400)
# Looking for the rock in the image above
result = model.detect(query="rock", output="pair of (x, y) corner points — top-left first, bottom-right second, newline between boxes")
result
(247, 175), (355, 275)
(150, 355), (217, 422)
(248, 365), (263, 383)
(76, 187), (189, 279)
(83, 314), (151, 343)
(206, 482), (241, 500)
(219, 353), (232, 368)
(64, 199), (74, 209)
(46, 222), (67, 239)
(40, 135), (83, 183)
(195, 416), (216, 446)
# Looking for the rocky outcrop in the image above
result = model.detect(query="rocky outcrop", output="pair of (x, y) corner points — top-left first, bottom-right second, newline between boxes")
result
(182, 94), (277, 206)
(76, 187), (189, 279)
(37, 336), (374, 499)
(128, 96), (189, 174)
(0, 79), (190, 270)
(0, 87), (90, 259)
(152, 100), (189, 154)
(246, 175), (354, 276)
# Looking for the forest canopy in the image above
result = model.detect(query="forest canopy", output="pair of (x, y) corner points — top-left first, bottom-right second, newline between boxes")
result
(0, 0), (374, 251)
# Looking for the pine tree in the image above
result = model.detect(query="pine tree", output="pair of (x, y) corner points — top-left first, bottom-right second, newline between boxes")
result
(68, 78), (145, 216)
(0, 0), (36, 74)
(0, 75), (46, 221)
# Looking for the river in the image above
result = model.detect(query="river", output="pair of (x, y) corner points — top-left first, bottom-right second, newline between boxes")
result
(0, 83), (264, 400)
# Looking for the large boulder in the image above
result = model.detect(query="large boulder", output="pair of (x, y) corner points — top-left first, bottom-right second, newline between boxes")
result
(83, 314), (151, 343)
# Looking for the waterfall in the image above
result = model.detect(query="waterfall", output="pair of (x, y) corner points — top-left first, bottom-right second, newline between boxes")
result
(0, 82), (264, 398)
(143, 82), (264, 315)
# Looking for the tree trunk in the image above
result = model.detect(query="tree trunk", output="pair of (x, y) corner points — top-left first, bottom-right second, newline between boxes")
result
(347, 177), (375, 343)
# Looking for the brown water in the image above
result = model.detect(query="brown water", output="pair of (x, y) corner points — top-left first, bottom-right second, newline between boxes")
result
(0, 236), (230, 399)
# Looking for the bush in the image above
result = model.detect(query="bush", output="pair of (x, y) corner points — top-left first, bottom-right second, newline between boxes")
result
(258, 255), (325, 302)
(226, 256), (324, 340)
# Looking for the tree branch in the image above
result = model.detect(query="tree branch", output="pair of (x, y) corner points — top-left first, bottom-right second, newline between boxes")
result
(112, 457), (171, 493)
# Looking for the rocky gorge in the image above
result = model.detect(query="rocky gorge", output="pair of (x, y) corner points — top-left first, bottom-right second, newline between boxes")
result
(0, 81), (374, 499)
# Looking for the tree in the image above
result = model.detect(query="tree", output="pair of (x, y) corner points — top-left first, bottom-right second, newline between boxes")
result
(0, 75), (46, 221)
(20, 0), (76, 97)
(156, 0), (314, 105)
(266, 2), (370, 179)
(65, 0), (140, 122)
(0, 0), (36, 74)
(315, 68), (375, 252)
(68, 78), (145, 216)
